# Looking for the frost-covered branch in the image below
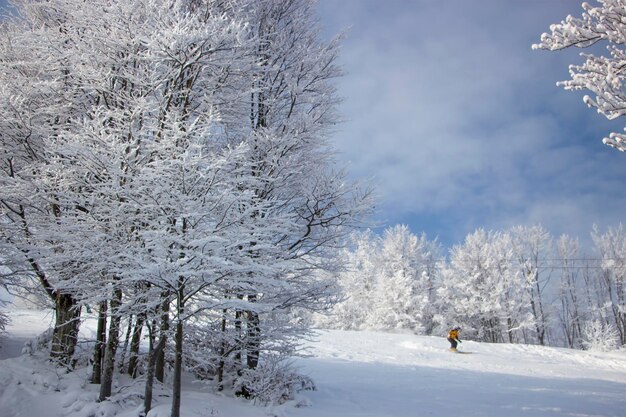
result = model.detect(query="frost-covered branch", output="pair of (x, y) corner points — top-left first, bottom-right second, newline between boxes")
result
(533, 0), (626, 151)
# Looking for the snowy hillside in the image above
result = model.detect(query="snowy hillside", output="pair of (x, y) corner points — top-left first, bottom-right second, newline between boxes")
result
(1, 309), (625, 417)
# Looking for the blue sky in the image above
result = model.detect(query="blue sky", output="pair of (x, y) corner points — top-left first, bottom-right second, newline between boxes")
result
(316, 0), (625, 250)
(0, 0), (623, 251)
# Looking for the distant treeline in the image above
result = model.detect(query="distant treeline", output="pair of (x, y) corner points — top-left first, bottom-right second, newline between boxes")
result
(317, 224), (626, 351)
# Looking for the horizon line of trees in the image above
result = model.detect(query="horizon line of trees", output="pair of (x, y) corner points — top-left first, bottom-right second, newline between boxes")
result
(317, 223), (626, 352)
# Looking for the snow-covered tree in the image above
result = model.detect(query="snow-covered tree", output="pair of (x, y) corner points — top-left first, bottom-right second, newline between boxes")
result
(368, 225), (440, 333)
(322, 230), (379, 330)
(591, 224), (626, 346)
(555, 235), (586, 348)
(437, 228), (547, 344)
(0, 0), (92, 366)
(533, 0), (626, 151)
(323, 226), (440, 334)
(215, 0), (372, 398)
(1, 0), (370, 413)
(510, 225), (554, 345)
(437, 229), (509, 342)
(582, 318), (620, 351)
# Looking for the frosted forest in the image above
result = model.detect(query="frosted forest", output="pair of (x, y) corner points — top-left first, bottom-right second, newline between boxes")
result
(0, 0), (372, 415)
(0, 1), (625, 417)
(317, 224), (626, 352)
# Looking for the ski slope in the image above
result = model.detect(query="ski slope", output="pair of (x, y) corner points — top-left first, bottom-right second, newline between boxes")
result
(292, 331), (626, 417)
(1, 309), (625, 417)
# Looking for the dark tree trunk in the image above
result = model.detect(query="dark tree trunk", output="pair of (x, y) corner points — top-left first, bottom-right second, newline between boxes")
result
(91, 301), (108, 384)
(155, 293), (170, 383)
(234, 293), (245, 372)
(17, 208), (79, 367)
(530, 296), (545, 345)
(50, 292), (81, 367)
(237, 295), (261, 399)
(170, 310), (184, 417)
(99, 288), (122, 401)
(506, 317), (515, 344)
(127, 313), (145, 378)
(246, 295), (260, 370)
(144, 333), (166, 416)
(217, 308), (228, 391)
(246, 310), (260, 370)
(235, 307), (242, 365)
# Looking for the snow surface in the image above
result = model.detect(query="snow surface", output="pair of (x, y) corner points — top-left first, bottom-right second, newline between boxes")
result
(1, 309), (625, 417)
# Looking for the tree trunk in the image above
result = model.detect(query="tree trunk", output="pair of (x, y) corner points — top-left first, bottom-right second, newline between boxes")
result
(506, 317), (515, 344)
(237, 295), (261, 399)
(144, 333), (166, 416)
(91, 301), (107, 384)
(127, 313), (145, 378)
(527, 269), (546, 346)
(156, 293), (170, 383)
(217, 308), (227, 391)
(530, 296), (544, 345)
(246, 295), (261, 370)
(118, 315), (134, 372)
(170, 310), (184, 417)
(235, 307), (242, 366)
(50, 292), (81, 367)
(99, 288), (122, 401)
(534, 272), (548, 345)
(18, 208), (79, 366)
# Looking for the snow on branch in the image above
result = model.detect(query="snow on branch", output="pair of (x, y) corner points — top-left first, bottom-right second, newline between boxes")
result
(533, 0), (626, 151)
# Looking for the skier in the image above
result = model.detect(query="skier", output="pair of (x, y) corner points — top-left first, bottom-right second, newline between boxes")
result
(447, 327), (462, 351)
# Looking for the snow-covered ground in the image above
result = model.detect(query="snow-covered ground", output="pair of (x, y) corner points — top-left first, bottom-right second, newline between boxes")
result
(1, 309), (625, 417)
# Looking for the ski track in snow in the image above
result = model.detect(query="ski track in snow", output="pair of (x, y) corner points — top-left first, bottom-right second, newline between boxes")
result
(1, 310), (626, 417)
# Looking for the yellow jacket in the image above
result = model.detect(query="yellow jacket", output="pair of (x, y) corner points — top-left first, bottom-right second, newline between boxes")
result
(448, 329), (460, 340)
